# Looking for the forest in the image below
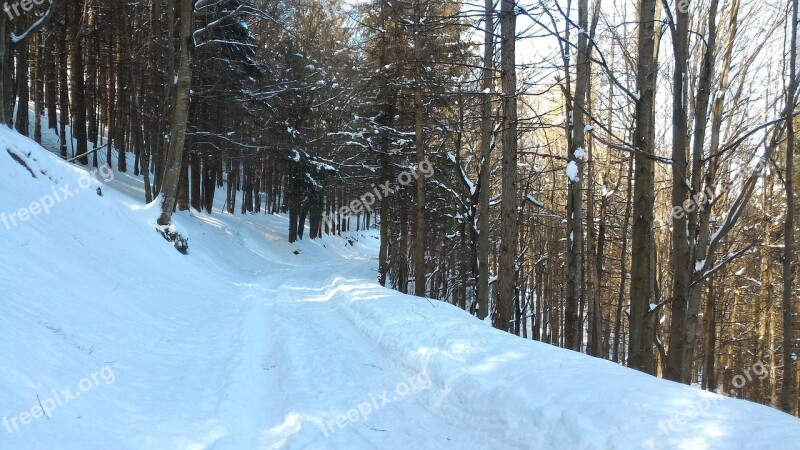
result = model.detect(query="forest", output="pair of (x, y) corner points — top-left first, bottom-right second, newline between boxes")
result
(1, 0), (798, 423)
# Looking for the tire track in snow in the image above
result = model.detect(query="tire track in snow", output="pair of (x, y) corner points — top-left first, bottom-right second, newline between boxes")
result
(249, 266), (487, 449)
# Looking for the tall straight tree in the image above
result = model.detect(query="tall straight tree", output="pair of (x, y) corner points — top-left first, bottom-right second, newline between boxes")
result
(476, 0), (494, 320)
(628, 0), (659, 374)
(781, 0), (798, 413)
(375, 0), (395, 287)
(158, 0), (195, 226)
(412, 0), (427, 297)
(664, 0), (692, 383)
(493, 0), (517, 331)
(0, 13), (8, 126)
(565, 0), (590, 351)
(70, 0), (88, 165)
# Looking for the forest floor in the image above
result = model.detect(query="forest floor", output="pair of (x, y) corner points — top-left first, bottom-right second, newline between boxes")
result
(2, 125), (800, 449)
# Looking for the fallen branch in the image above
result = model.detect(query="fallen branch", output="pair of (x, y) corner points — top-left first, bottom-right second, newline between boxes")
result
(6, 149), (36, 178)
(65, 143), (110, 163)
(37, 394), (49, 419)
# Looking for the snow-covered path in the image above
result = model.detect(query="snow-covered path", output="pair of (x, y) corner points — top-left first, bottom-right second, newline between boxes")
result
(242, 266), (478, 449)
(3, 126), (800, 449)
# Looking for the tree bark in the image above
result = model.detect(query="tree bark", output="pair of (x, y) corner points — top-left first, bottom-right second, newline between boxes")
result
(493, 0), (518, 332)
(780, 0), (798, 413)
(0, 13), (9, 126)
(628, 0), (659, 374)
(157, 0), (194, 226)
(476, 0), (494, 320)
(664, 0), (692, 383)
(70, 0), (88, 165)
(565, 0), (591, 351)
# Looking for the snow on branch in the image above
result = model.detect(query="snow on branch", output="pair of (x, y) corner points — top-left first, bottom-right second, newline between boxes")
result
(10, 5), (53, 45)
(691, 245), (755, 287)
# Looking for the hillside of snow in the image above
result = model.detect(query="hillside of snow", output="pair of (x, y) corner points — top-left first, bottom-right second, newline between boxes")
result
(2, 126), (800, 449)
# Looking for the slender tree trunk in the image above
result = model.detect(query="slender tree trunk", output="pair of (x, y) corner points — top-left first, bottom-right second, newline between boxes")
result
(628, 0), (659, 374)
(702, 277), (717, 390)
(565, 0), (593, 351)
(0, 13), (9, 127)
(70, 0), (88, 165)
(58, 16), (68, 158)
(476, 0), (494, 320)
(33, 34), (42, 143)
(757, 176), (775, 400)
(45, 31), (56, 130)
(412, 0), (427, 297)
(493, 0), (518, 332)
(780, 0), (798, 413)
(664, 2), (692, 383)
(157, 0), (194, 226)
(375, 0), (394, 287)
(14, 33), (29, 135)
(613, 156), (633, 363)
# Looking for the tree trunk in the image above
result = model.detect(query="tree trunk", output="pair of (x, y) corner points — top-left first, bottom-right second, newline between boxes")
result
(157, 0), (194, 226)
(493, 0), (518, 332)
(376, 0), (394, 287)
(412, 0), (427, 297)
(565, 0), (591, 351)
(0, 13), (9, 126)
(780, 0), (798, 413)
(14, 32), (29, 136)
(612, 156), (633, 363)
(33, 34), (42, 143)
(628, 0), (659, 374)
(664, 1), (692, 383)
(70, 0), (88, 165)
(476, 0), (494, 320)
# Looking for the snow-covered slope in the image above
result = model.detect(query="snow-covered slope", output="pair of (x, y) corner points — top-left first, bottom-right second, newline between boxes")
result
(2, 126), (800, 449)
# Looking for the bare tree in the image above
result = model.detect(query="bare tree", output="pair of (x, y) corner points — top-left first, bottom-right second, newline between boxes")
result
(781, 0), (798, 413)
(564, 0), (591, 351)
(494, 0), (518, 331)
(476, 0), (495, 321)
(628, 0), (659, 374)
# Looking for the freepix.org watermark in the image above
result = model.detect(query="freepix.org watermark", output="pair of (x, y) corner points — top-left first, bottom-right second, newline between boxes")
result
(318, 371), (432, 437)
(658, 360), (769, 435)
(3, 0), (52, 20)
(323, 158), (434, 230)
(1, 165), (114, 231)
(3, 365), (116, 434)
(662, 158), (767, 225)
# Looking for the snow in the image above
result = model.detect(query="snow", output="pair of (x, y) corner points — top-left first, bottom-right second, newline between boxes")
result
(601, 185), (615, 198)
(524, 194), (544, 208)
(566, 161), (580, 182)
(574, 147), (586, 161)
(2, 126), (800, 448)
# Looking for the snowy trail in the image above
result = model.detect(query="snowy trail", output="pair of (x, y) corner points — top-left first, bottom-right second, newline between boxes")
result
(217, 264), (490, 449)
